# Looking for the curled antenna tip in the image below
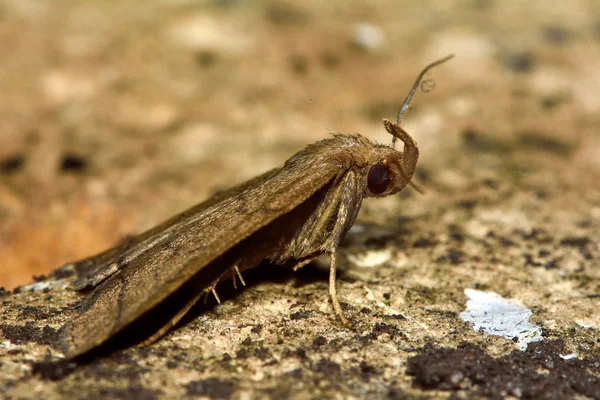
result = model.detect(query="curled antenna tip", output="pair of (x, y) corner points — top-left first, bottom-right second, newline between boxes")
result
(390, 54), (454, 147)
(396, 54), (454, 126)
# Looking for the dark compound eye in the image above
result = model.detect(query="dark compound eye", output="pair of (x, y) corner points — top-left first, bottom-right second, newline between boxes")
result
(367, 164), (391, 195)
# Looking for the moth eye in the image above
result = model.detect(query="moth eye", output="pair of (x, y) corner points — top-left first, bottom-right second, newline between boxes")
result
(367, 164), (391, 195)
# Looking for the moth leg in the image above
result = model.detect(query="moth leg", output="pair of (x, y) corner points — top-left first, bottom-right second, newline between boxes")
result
(292, 257), (316, 272)
(235, 265), (246, 286)
(231, 265), (246, 289)
(202, 287), (222, 304)
(140, 290), (205, 346)
(212, 289), (221, 304)
(201, 287), (221, 304)
(328, 252), (353, 329)
(202, 276), (224, 304)
(143, 263), (246, 346)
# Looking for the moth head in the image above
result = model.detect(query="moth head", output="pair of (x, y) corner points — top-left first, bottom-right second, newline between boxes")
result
(365, 147), (419, 197)
(365, 54), (454, 198)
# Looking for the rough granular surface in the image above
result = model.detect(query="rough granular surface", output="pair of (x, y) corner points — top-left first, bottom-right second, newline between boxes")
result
(1, 1), (599, 399)
(407, 341), (600, 399)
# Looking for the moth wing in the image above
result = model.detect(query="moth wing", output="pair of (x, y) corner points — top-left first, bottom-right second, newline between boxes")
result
(72, 168), (281, 291)
(60, 142), (345, 357)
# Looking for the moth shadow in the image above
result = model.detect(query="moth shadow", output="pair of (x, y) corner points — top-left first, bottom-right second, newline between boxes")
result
(178, 259), (339, 326)
(34, 260), (345, 380)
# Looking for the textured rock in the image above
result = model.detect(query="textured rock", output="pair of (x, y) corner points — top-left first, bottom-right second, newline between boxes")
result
(1, 1), (599, 399)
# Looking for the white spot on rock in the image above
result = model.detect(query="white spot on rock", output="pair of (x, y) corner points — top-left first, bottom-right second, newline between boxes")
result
(426, 30), (494, 62)
(352, 23), (385, 51)
(167, 15), (253, 55)
(169, 123), (220, 163)
(17, 280), (69, 292)
(349, 224), (366, 234)
(404, 110), (444, 139)
(559, 353), (578, 360)
(460, 289), (543, 350)
(576, 319), (598, 330)
(348, 249), (392, 268)
(41, 70), (97, 105)
(529, 67), (570, 96)
(447, 96), (476, 117)
(0, 340), (13, 350)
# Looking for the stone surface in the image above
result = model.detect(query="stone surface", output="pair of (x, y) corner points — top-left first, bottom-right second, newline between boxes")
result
(0, 0), (599, 399)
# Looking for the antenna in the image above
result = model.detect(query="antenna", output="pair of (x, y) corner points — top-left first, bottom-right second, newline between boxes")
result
(392, 54), (454, 148)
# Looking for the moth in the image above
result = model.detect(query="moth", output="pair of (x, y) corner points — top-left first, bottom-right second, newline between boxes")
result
(59, 55), (453, 359)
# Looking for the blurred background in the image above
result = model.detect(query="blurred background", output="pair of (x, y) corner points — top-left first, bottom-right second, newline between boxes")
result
(0, 0), (599, 290)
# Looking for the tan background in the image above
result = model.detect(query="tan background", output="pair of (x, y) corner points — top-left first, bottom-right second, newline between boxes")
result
(1, 0), (597, 290)
(0, 1), (599, 399)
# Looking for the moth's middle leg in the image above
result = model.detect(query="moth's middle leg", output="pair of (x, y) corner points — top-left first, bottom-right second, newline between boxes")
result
(140, 264), (246, 346)
(202, 263), (248, 303)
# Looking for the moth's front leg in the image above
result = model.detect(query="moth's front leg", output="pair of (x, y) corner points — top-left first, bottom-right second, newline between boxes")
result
(328, 251), (353, 329)
(289, 252), (353, 328)
(324, 171), (363, 330)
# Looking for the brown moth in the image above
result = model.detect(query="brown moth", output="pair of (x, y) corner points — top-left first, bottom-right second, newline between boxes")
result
(59, 55), (453, 359)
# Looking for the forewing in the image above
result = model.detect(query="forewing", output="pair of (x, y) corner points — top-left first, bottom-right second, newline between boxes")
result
(72, 168), (282, 290)
(60, 141), (344, 357)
